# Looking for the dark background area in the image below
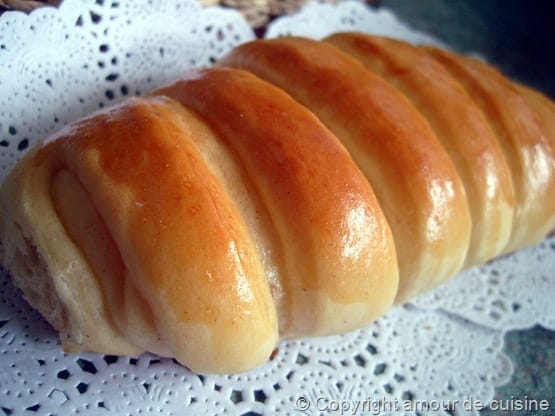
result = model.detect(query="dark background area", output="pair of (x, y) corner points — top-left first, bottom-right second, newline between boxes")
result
(377, 0), (555, 99)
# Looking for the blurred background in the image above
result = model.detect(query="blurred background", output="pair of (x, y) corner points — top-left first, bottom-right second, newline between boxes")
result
(2, 0), (554, 100)
(378, 0), (555, 99)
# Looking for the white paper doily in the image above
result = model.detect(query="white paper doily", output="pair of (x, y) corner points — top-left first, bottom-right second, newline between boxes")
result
(0, 1), (553, 414)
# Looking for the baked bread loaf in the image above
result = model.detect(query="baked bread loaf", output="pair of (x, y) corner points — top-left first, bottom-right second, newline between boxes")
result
(1, 32), (554, 374)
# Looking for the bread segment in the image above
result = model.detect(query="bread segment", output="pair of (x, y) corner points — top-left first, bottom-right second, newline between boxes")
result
(325, 33), (516, 267)
(424, 47), (555, 253)
(2, 96), (280, 374)
(0, 143), (141, 356)
(514, 82), (555, 152)
(220, 38), (472, 301)
(154, 68), (398, 338)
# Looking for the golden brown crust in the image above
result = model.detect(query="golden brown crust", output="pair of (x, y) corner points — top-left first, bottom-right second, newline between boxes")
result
(425, 47), (555, 253)
(0, 67), (400, 373)
(513, 82), (555, 153)
(0, 143), (141, 356)
(325, 33), (516, 266)
(219, 38), (472, 301)
(513, 83), (555, 237)
(2, 96), (281, 374)
(153, 67), (398, 337)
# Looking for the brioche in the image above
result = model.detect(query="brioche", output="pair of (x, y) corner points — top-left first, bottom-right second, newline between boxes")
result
(1, 33), (554, 374)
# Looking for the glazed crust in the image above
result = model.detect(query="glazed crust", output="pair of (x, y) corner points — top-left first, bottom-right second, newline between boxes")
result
(513, 82), (555, 154)
(153, 68), (398, 338)
(219, 37), (472, 301)
(0, 68), (399, 373)
(424, 46), (555, 253)
(1, 96), (280, 374)
(325, 33), (516, 266)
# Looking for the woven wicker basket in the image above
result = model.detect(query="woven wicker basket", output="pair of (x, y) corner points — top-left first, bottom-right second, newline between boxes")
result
(0, 0), (374, 29)
(0, 0), (60, 13)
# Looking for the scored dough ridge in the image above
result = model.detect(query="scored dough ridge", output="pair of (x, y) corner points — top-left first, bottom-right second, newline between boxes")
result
(219, 37), (472, 302)
(423, 47), (555, 253)
(153, 68), (399, 339)
(324, 33), (516, 267)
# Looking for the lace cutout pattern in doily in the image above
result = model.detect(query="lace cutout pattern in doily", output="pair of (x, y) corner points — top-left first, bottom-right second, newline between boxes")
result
(0, 0), (553, 415)
(0, 0), (254, 178)
(411, 235), (555, 331)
